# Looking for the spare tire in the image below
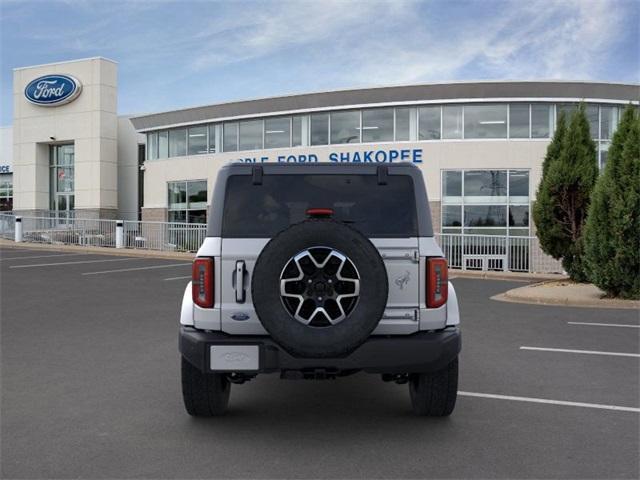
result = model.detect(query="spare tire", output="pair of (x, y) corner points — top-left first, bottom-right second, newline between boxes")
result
(251, 219), (388, 358)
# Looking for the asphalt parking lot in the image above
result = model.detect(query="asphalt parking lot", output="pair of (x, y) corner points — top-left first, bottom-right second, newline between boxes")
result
(1, 245), (638, 479)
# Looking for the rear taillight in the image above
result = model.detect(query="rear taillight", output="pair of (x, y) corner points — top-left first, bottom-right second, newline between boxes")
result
(426, 257), (448, 308)
(192, 257), (214, 308)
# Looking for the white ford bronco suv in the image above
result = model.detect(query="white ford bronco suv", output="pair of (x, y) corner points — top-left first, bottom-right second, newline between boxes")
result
(180, 163), (461, 416)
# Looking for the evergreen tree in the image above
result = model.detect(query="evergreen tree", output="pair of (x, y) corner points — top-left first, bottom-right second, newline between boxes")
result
(533, 112), (567, 262)
(584, 106), (640, 298)
(541, 111), (567, 177)
(533, 104), (598, 281)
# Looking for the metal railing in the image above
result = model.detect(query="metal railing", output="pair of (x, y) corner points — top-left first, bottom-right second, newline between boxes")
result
(20, 216), (118, 248)
(122, 220), (206, 252)
(435, 233), (564, 274)
(3, 214), (563, 272)
(0, 213), (15, 240)
(1, 214), (207, 253)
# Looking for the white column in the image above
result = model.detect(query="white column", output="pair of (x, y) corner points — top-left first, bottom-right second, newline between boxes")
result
(116, 220), (124, 248)
(14, 216), (23, 242)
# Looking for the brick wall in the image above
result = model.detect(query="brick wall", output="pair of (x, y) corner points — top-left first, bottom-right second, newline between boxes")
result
(141, 208), (167, 222)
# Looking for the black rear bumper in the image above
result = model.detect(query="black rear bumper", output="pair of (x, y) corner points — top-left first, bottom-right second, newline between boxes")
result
(180, 326), (461, 375)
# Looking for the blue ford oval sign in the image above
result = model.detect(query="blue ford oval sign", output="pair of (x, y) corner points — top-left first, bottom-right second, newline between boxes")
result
(24, 74), (82, 106)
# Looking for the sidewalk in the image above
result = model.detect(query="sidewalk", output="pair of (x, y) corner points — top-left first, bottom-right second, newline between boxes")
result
(493, 279), (640, 309)
(0, 238), (195, 260)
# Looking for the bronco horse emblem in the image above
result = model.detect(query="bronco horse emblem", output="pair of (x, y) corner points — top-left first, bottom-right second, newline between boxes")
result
(394, 270), (411, 290)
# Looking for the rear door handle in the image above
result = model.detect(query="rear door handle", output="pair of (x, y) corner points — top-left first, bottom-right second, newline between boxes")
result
(235, 260), (246, 303)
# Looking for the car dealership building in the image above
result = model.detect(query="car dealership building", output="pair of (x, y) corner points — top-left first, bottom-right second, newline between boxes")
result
(5, 57), (638, 242)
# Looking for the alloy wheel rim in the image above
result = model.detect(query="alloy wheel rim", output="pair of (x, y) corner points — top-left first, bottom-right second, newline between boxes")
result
(279, 247), (360, 327)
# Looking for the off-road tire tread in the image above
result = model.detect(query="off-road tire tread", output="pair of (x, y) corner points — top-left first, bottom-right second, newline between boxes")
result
(409, 357), (458, 416)
(181, 357), (230, 417)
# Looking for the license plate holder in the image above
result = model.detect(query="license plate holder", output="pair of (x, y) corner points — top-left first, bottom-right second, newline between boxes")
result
(210, 345), (259, 371)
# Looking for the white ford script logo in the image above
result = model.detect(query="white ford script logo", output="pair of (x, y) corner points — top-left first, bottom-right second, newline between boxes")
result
(221, 352), (250, 363)
(24, 74), (82, 106)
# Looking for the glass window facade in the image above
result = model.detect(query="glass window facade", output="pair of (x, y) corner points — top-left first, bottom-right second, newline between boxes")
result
(158, 131), (168, 159)
(292, 116), (303, 147)
(464, 104), (507, 139)
(464, 205), (507, 227)
(239, 120), (263, 151)
(168, 180), (207, 224)
(187, 126), (207, 156)
(49, 144), (75, 218)
(419, 106), (441, 140)
(463, 170), (507, 202)
(442, 205), (462, 227)
(0, 173), (13, 211)
(169, 128), (187, 157)
(330, 110), (360, 144)
(442, 106), (463, 139)
(442, 169), (529, 236)
(509, 170), (529, 201)
(556, 103), (578, 120)
(310, 113), (329, 145)
(395, 107), (411, 141)
(142, 102), (625, 161)
(265, 117), (291, 149)
(600, 106), (619, 140)
(586, 104), (599, 139)
(223, 122), (238, 152)
(362, 108), (393, 142)
(442, 171), (462, 200)
(530, 104), (552, 138)
(509, 104), (529, 138)
(147, 132), (158, 160)
(208, 124), (216, 153)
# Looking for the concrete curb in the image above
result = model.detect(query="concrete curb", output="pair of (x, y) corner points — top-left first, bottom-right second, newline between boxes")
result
(0, 239), (195, 260)
(449, 270), (566, 282)
(492, 281), (640, 310)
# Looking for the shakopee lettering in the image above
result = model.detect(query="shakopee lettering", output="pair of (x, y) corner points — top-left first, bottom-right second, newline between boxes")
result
(328, 149), (422, 163)
(236, 149), (423, 164)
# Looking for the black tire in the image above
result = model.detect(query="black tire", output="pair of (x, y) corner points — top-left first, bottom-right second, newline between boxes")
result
(409, 357), (458, 416)
(252, 219), (388, 358)
(181, 357), (230, 417)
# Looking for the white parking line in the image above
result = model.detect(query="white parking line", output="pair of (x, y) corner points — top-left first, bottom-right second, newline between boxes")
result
(520, 346), (640, 358)
(458, 391), (640, 413)
(568, 322), (640, 329)
(164, 275), (192, 281)
(10, 258), (136, 269)
(1, 253), (86, 261)
(83, 263), (190, 275)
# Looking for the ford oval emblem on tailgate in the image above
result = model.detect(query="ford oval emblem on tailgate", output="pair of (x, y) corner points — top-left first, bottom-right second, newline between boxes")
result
(231, 312), (250, 321)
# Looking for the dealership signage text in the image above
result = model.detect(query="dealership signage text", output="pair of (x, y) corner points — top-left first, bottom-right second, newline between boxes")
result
(236, 148), (423, 164)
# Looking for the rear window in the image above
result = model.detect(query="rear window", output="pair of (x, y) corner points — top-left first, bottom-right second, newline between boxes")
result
(222, 174), (418, 238)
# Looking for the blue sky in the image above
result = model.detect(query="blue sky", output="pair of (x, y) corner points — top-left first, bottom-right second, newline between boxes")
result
(1, 0), (638, 126)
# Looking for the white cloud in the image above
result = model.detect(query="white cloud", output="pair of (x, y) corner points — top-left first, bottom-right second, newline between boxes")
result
(188, 0), (412, 71)
(4, 0), (635, 87)
(344, 0), (631, 84)
(180, 0), (633, 85)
